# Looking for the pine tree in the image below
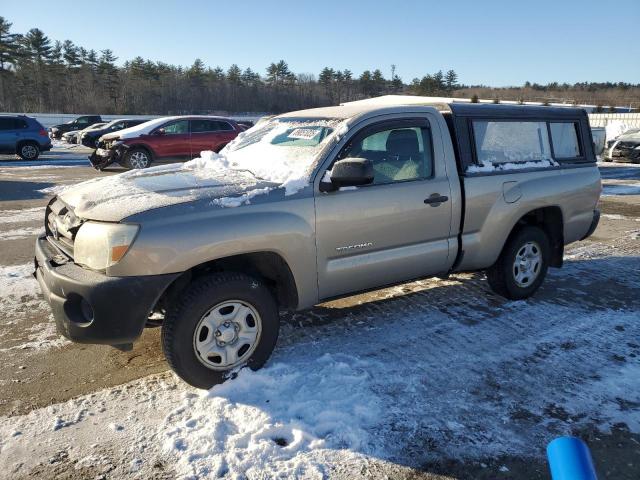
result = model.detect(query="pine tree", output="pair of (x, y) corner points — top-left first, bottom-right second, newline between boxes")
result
(0, 16), (21, 109)
(0, 16), (20, 71)
(444, 69), (458, 93)
(62, 40), (81, 68)
(22, 28), (52, 64)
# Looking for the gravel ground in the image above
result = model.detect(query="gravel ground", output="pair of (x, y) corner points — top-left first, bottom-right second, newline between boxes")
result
(0, 151), (638, 479)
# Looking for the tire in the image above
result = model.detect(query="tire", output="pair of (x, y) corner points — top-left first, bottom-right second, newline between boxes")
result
(162, 272), (280, 389)
(123, 148), (152, 169)
(486, 225), (550, 300)
(17, 142), (40, 160)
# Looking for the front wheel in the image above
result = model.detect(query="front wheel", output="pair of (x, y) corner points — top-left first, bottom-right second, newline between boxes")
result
(18, 142), (40, 160)
(124, 148), (151, 169)
(486, 225), (550, 300)
(161, 272), (280, 389)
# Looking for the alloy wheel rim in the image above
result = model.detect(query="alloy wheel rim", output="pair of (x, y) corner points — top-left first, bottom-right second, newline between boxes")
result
(512, 241), (542, 287)
(193, 300), (262, 370)
(130, 151), (149, 168)
(22, 145), (37, 159)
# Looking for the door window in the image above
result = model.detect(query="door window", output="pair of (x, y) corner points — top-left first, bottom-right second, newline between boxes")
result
(550, 122), (581, 158)
(339, 125), (433, 185)
(163, 120), (189, 135)
(190, 120), (219, 133)
(0, 118), (14, 130)
(214, 121), (234, 132)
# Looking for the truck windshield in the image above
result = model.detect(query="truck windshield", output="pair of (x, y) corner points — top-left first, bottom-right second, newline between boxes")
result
(221, 117), (345, 189)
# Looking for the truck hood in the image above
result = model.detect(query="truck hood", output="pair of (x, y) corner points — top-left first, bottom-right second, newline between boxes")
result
(58, 162), (277, 222)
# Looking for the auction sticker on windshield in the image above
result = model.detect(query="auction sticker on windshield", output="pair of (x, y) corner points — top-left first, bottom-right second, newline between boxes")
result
(288, 128), (321, 140)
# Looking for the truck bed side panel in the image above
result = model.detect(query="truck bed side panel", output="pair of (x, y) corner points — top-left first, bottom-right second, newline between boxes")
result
(456, 165), (601, 271)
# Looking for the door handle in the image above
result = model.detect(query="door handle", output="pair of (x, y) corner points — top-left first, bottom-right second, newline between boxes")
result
(424, 194), (449, 206)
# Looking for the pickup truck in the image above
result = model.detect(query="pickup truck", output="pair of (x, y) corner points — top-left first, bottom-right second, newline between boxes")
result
(35, 101), (602, 388)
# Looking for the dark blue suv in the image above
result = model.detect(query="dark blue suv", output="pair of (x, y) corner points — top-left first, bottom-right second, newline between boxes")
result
(0, 115), (52, 160)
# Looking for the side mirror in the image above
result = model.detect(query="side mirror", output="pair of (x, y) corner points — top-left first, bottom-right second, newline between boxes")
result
(320, 158), (374, 192)
(154, 128), (166, 135)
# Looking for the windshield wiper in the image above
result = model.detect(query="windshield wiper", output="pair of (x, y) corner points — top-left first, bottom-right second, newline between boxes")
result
(230, 168), (264, 180)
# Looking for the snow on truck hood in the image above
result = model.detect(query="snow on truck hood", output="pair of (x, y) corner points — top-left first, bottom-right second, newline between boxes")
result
(58, 153), (279, 222)
(62, 118), (344, 221)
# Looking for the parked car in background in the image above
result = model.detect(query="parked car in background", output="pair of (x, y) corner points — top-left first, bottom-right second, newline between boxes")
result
(236, 120), (254, 130)
(606, 130), (640, 163)
(49, 115), (102, 139)
(62, 122), (109, 144)
(90, 116), (242, 169)
(590, 127), (606, 157)
(603, 128), (640, 162)
(0, 115), (51, 159)
(80, 118), (149, 148)
(36, 102), (601, 387)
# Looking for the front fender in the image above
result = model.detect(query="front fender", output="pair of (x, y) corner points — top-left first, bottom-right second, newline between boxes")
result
(109, 197), (319, 309)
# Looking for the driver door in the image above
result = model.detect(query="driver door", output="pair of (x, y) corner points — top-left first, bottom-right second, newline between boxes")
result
(151, 119), (191, 159)
(314, 117), (454, 299)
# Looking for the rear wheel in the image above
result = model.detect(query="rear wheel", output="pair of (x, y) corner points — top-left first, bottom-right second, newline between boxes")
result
(17, 142), (40, 160)
(124, 148), (151, 169)
(486, 225), (550, 300)
(161, 272), (280, 389)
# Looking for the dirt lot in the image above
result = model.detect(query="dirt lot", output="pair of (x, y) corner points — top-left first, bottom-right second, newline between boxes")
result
(0, 148), (638, 479)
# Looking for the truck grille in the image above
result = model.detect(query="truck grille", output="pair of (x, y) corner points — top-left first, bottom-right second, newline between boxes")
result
(46, 198), (83, 258)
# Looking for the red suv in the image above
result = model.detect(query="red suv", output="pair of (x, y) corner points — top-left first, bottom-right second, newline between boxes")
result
(90, 116), (244, 170)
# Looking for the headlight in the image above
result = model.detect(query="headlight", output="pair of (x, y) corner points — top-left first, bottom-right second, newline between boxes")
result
(74, 222), (139, 271)
(634, 145), (640, 150)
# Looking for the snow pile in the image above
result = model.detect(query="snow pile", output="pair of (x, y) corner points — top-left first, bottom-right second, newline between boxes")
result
(162, 353), (381, 478)
(467, 159), (559, 173)
(605, 121), (631, 142)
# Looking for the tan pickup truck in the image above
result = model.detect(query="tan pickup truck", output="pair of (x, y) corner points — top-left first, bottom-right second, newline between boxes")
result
(35, 100), (601, 387)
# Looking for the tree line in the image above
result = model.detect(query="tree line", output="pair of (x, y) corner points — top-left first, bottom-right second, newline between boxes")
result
(0, 16), (460, 114)
(0, 16), (637, 115)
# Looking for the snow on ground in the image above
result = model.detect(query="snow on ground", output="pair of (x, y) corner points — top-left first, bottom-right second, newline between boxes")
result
(0, 207), (45, 224)
(0, 263), (67, 352)
(0, 226), (44, 241)
(602, 183), (640, 196)
(0, 238), (639, 478)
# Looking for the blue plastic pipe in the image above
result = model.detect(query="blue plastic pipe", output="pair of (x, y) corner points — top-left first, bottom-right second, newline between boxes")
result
(547, 436), (597, 480)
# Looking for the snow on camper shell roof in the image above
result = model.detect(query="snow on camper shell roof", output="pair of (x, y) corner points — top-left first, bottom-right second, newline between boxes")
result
(284, 95), (589, 122)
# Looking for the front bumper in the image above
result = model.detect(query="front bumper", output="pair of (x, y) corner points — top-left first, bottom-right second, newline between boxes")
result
(35, 235), (179, 346)
(612, 152), (640, 163)
(89, 146), (124, 170)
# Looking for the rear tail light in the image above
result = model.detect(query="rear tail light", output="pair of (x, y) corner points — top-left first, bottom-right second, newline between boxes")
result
(39, 129), (48, 137)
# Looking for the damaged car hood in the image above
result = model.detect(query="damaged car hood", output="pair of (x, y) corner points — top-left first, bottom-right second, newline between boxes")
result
(100, 117), (182, 141)
(58, 163), (276, 222)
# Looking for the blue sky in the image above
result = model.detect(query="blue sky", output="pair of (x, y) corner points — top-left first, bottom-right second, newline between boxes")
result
(2, 0), (639, 86)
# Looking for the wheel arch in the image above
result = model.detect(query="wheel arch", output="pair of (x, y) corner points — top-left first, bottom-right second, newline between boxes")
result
(126, 143), (155, 160)
(153, 251), (300, 316)
(16, 138), (39, 151)
(506, 206), (564, 268)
